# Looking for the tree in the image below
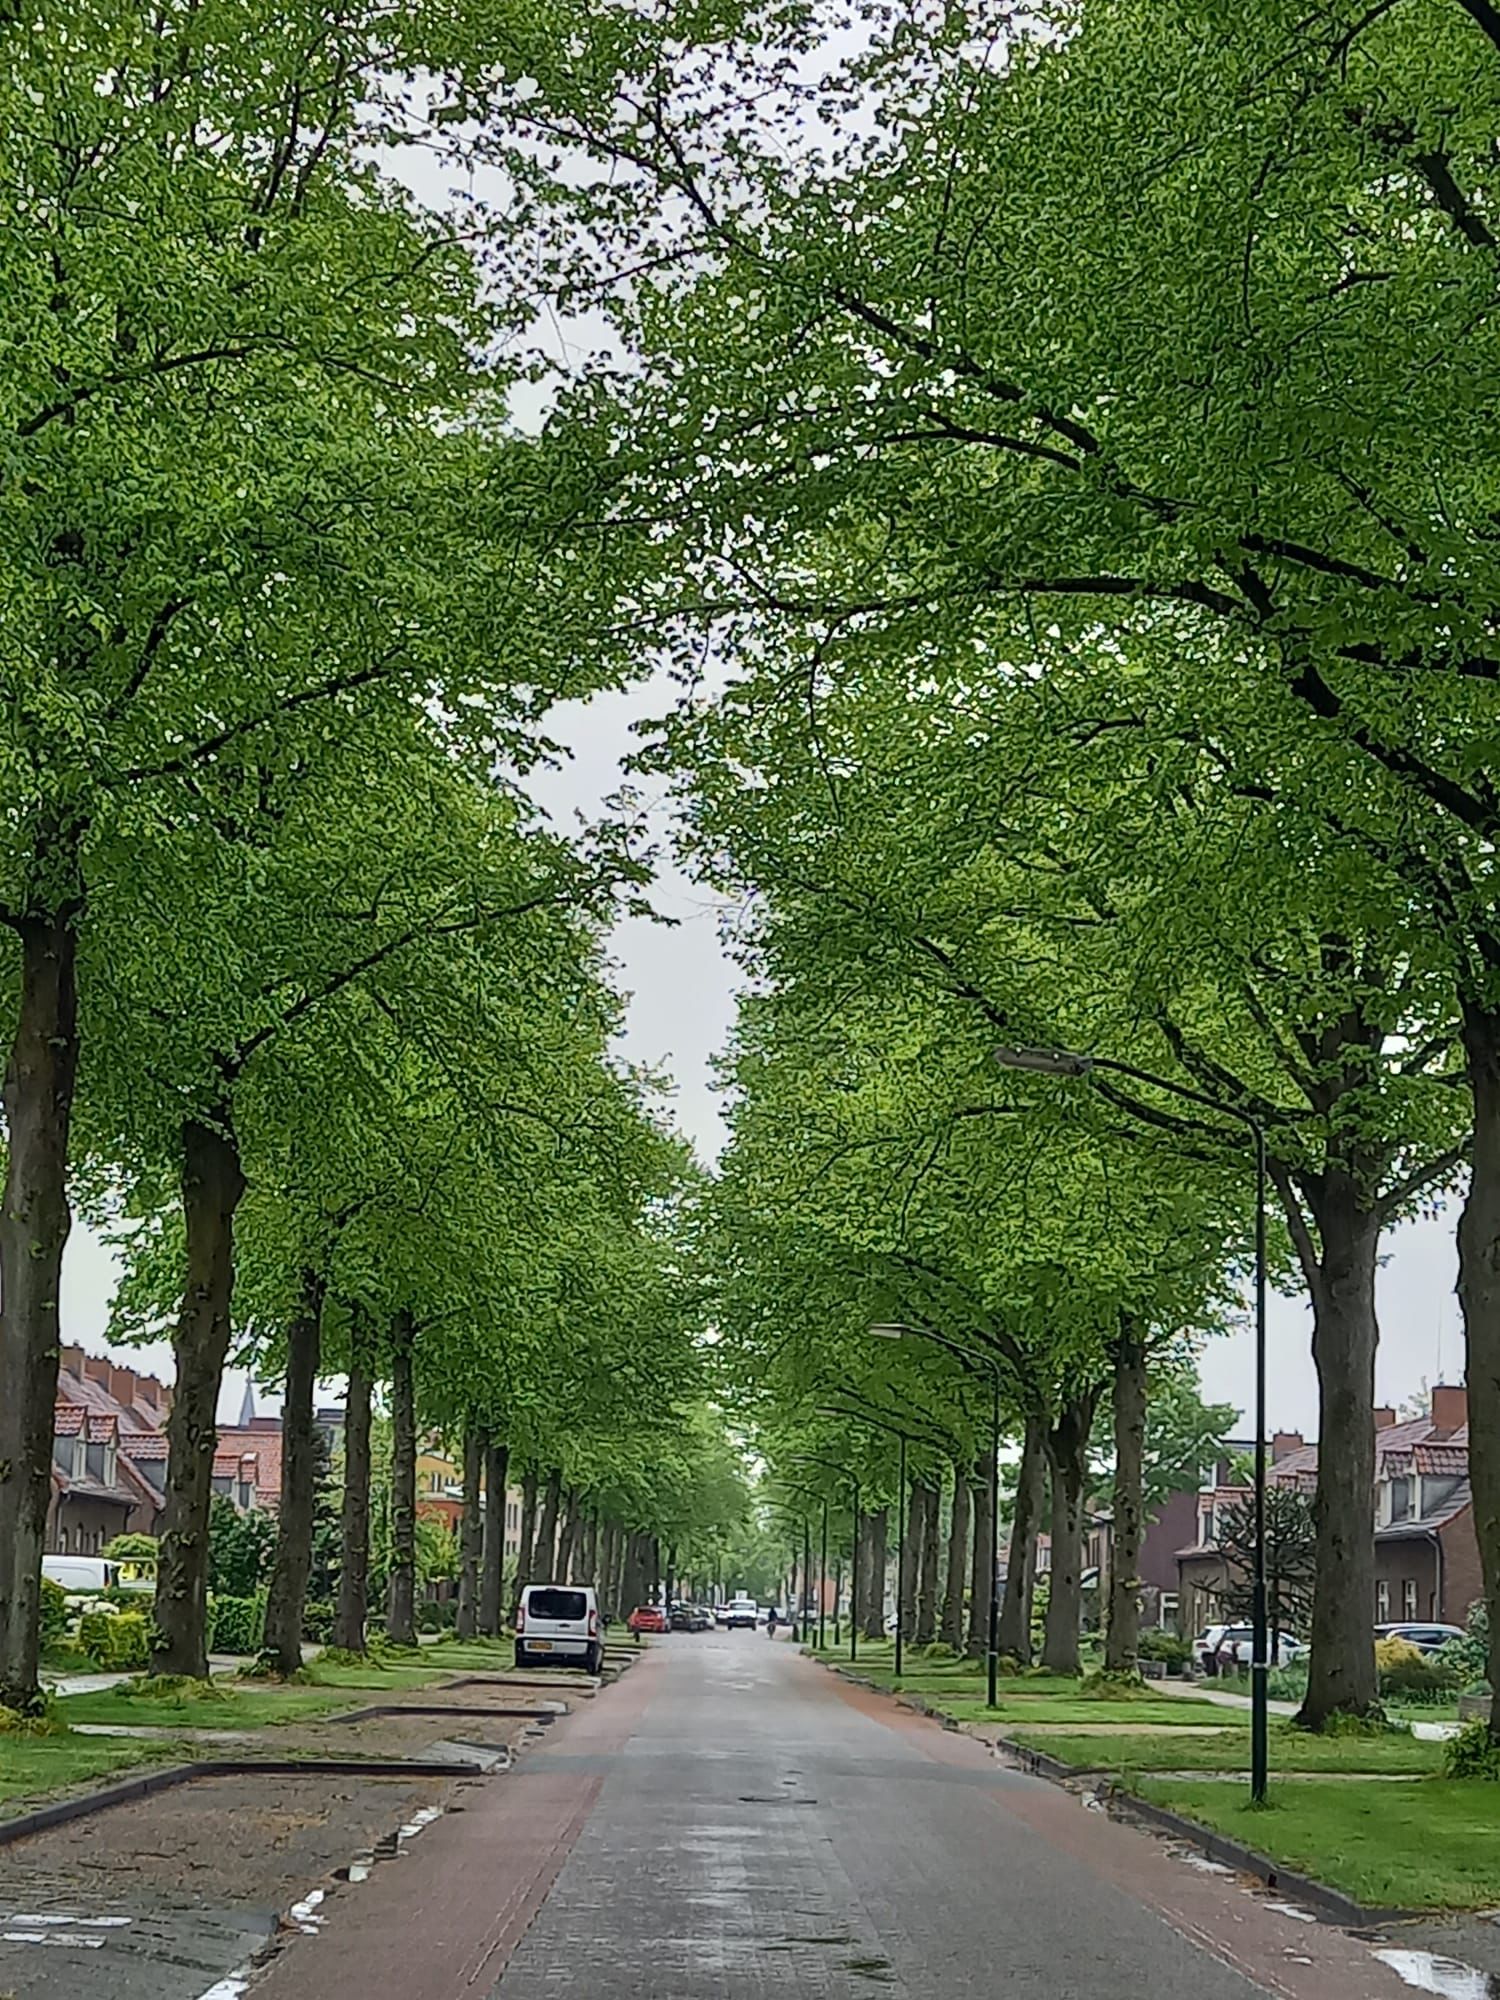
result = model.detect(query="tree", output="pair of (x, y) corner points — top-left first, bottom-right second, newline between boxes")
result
(208, 1498), (276, 1601)
(1218, 1489), (1318, 1649)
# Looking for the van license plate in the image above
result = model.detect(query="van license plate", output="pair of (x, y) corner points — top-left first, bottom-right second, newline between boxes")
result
(531, 1640), (553, 1651)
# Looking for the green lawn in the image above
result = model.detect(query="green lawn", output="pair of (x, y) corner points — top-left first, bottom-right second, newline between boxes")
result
(302, 1660), (449, 1692)
(61, 1681), (355, 1730)
(930, 1695), (1228, 1727)
(1015, 1723), (1446, 1774)
(1132, 1776), (1500, 1910)
(0, 1734), (177, 1815)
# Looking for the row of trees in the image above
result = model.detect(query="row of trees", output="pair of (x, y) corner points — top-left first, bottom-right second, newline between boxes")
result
(0, 0), (727, 1706)
(459, 0), (1500, 1729)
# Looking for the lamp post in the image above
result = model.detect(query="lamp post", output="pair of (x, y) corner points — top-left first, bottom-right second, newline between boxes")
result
(993, 1042), (1270, 1805)
(791, 1453), (863, 1664)
(872, 1322), (1004, 1710)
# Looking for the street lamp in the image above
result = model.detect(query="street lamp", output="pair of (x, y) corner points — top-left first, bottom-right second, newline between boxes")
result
(872, 1323), (1003, 1710)
(791, 1453), (863, 1664)
(819, 1399), (919, 1679)
(994, 1040), (1271, 1805)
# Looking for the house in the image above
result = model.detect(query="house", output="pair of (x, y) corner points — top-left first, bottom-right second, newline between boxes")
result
(211, 1419), (284, 1512)
(1174, 1387), (1481, 1635)
(49, 1348), (174, 1554)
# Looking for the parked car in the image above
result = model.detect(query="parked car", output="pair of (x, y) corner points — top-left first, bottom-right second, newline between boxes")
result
(688, 1605), (713, 1632)
(1193, 1624), (1306, 1675)
(1376, 1622), (1466, 1655)
(627, 1603), (668, 1636)
(669, 1603), (695, 1632)
(713, 1603), (731, 1627)
(514, 1583), (603, 1673)
(724, 1595), (759, 1630)
(42, 1555), (120, 1597)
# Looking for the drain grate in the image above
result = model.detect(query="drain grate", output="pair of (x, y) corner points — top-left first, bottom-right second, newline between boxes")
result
(737, 1794), (819, 1806)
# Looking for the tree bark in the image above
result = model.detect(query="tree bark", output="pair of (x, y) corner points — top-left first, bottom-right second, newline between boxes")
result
(533, 1469), (562, 1583)
(580, 1509), (599, 1591)
(384, 1311), (417, 1647)
(1294, 1176), (1381, 1727)
(996, 1416), (1044, 1660)
(1042, 1389), (1099, 1675)
(511, 1473), (538, 1617)
(967, 1448), (998, 1660)
(861, 1508), (889, 1640)
(900, 1481), (920, 1637)
(556, 1491), (581, 1582)
(479, 1437), (508, 1636)
(914, 1478), (941, 1646)
(1105, 1326), (1148, 1676)
(333, 1310), (374, 1651)
(0, 911), (79, 1707)
(456, 1425), (484, 1640)
(1456, 998), (1500, 1742)
(262, 1272), (325, 1676)
(941, 1467), (970, 1652)
(152, 1112), (247, 1678)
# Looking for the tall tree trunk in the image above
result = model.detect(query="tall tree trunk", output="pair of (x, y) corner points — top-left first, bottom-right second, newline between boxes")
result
(456, 1425), (484, 1641)
(511, 1473), (538, 1617)
(941, 1467), (970, 1651)
(0, 911), (79, 1707)
(533, 1469), (562, 1583)
(914, 1479), (940, 1646)
(1456, 998), (1500, 1742)
(384, 1311), (417, 1647)
(263, 1272), (325, 1676)
(998, 1416), (1045, 1662)
(900, 1482), (920, 1637)
(1042, 1389), (1098, 1675)
(557, 1491), (581, 1582)
(966, 1448), (997, 1659)
(619, 1531), (646, 1616)
(1105, 1326), (1148, 1676)
(479, 1437), (508, 1636)
(1294, 1175), (1381, 1727)
(152, 1112), (247, 1678)
(581, 1509), (599, 1590)
(862, 1507), (889, 1640)
(333, 1310), (374, 1651)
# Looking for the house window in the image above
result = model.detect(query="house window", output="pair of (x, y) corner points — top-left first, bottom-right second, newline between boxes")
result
(1389, 1476), (1411, 1523)
(1403, 1578), (1419, 1620)
(1159, 1592), (1179, 1631)
(1376, 1579), (1391, 1621)
(1198, 1504), (1216, 1545)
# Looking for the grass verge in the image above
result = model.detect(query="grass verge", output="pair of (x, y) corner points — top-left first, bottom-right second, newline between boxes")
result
(0, 1735), (178, 1816)
(1014, 1723), (1445, 1774)
(1131, 1776), (1500, 1910)
(61, 1681), (357, 1730)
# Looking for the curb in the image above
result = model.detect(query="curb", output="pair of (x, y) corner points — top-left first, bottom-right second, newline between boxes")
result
(0, 1753), (487, 1849)
(815, 1655), (1414, 1930)
(328, 1704), (559, 1727)
(1103, 1788), (1416, 1926)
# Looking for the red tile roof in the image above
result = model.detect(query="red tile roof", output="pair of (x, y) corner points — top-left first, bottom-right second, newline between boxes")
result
(214, 1426), (282, 1504)
(54, 1406), (85, 1436)
(124, 1432), (169, 1461)
(1414, 1443), (1468, 1477)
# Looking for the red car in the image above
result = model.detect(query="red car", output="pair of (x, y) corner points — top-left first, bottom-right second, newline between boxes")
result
(627, 1604), (667, 1636)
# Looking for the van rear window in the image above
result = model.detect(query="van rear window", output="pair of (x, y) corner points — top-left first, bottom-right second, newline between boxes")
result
(528, 1589), (587, 1621)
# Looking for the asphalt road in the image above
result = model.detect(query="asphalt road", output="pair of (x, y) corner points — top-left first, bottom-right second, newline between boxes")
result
(248, 1636), (1448, 2000)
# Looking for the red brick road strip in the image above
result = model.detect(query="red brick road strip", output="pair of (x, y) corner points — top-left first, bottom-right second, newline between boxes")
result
(251, 1657), (660, 2000)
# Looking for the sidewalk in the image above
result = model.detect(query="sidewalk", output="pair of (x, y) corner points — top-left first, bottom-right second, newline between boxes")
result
(1159, 1676), (1459, 1740)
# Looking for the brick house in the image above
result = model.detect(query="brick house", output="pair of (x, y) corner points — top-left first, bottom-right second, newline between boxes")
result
(49, 1348), (174, 1554)
(1174, 1386), (1480, 1635)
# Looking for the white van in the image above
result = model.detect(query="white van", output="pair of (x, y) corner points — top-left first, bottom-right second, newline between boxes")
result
(43, 1555), (120, 1596)
(514, 1583), (602, 1673)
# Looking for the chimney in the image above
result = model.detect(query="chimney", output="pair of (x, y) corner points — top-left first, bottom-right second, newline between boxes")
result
(136, 1377), (159, 1410)
(1272, 1431), (1305, 1463)
(1431, 1384), (1467, 1439)
(58, 1345), (87, 1382)
(1373, 1406), (1397, 1430)
(108, 1366), (138, 1409)
(83, 1355), (111, 1388)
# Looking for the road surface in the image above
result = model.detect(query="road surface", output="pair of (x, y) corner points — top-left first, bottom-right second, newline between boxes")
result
(253, 1635), (1436, 2000)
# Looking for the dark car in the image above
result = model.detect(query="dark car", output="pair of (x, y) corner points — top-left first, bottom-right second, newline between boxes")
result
(669, 1604), (695, 1632)
(687, 1605), (713, 1632)
(1376, 1622), (1465, 1655)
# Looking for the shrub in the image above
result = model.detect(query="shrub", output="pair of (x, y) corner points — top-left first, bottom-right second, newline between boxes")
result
(302, 1600), (335, 1644)
(39, 1575), (68, 1644)
(1446, 1719), (1500, 1780)
(207, 1593), (265, 1655)
(416, 1600), (456, 1634)
(0, 1695), (66, 1736)
(1077, 1670), (1151, 1699)
(118, 1674), (229, 1702)
(1437, 1600), (1490, 1687)
(78, 1608), (149, 1670)
(1376, 1635), (1460, 1700)
(102, 1532), (159, 1564)
(315, 1645), (368, 1668)
(1138, 1628), (1193, 1671)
